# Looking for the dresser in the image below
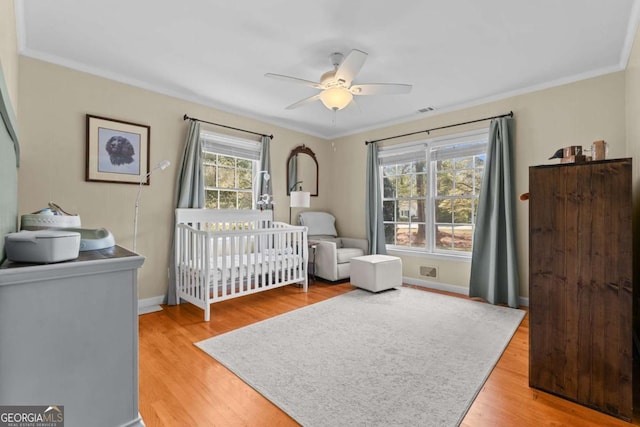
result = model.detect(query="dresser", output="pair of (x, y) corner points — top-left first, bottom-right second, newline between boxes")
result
(528, 158), (634, 421)
(0, 246), (145, 427)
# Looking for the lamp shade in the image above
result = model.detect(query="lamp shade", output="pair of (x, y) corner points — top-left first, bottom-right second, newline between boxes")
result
(290, 191), (310, 208)
(319, 87), (353, 111)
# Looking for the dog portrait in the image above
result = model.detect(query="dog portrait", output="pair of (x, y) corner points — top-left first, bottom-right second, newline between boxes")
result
(105, 135), (136, 166)
(96, 127), (141, 174)
(86, 115), (150, 184)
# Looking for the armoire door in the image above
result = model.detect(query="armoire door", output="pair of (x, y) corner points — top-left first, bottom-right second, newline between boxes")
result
(529, 158), (633, 421)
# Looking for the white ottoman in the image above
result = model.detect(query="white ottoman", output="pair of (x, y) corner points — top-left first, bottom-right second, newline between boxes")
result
(350, 255), (402, 292)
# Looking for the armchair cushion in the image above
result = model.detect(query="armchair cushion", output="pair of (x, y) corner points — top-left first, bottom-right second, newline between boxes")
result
(340, 237), (368, 254)
(309, 235), (343, 248)
(298, 212), (337, 237)
(336, 247), (365, 264)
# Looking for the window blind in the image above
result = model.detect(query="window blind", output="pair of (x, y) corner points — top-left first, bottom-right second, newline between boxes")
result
(378, 142), (427, 165)
(429, 130), (488, 160)
(200, 130), (261, 160)
(431, 141), (487, 161)
(378, 128), (488, 165)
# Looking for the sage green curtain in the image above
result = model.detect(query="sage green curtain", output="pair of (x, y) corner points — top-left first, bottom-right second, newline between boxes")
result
(256, 135), (272, 209)
(169, 120), (204, 305)
(175, 121), (204, 208)
(365, 143), (386, 255)
(469, 118), (519, 308)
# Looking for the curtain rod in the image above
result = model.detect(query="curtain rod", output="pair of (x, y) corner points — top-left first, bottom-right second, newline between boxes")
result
(183, 114), (273, 139)
(365, 111), (513, 145)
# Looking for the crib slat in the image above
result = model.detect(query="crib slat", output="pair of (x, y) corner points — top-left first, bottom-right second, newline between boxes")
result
(239, 235), (245, 293)
(202, 232), (211, 321)
(260, 233), (267, 288)
(222, 236), (228, 298)
(212, 234), (219, 300)
(247, 235), (252, 292)
(229, 236), (242, 294)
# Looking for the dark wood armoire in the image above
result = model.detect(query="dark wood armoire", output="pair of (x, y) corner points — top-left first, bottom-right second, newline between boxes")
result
(529, 158), (634, 421)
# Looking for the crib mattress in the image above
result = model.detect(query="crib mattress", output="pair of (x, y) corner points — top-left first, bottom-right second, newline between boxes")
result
(179, 252), (304, 282)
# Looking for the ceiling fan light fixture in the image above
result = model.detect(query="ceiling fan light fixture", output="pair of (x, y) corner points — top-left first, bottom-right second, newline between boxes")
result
(319, 87), (353, 111)
(266, 49), (411, 112)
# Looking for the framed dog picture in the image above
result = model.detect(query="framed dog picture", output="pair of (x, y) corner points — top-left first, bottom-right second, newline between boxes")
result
(86, 115), (151, 184)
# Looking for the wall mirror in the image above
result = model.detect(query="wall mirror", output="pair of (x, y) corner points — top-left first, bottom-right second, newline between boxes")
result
(286, 145), (318, 196)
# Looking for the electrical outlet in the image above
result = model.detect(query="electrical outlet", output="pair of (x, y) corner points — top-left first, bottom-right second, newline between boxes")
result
(420, 266), (438, 278)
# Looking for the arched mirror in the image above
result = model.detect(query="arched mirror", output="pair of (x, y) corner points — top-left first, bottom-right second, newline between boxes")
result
(286, 145), (318, 196)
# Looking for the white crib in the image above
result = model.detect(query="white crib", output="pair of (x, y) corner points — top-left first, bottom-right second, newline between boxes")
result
(175, 209), (308, 321)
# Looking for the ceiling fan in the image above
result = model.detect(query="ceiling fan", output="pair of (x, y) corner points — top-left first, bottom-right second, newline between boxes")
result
(265, 49), (412, 111)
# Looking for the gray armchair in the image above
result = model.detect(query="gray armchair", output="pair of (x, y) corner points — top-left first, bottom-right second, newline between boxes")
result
(298, 212), (368, 282)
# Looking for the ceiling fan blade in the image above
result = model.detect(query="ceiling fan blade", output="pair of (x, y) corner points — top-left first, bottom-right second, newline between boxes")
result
(334, 49), (368, 86)
(350, 83), (412, 95)
(285, 94), (322, 110)
(265, 73), (324, 89)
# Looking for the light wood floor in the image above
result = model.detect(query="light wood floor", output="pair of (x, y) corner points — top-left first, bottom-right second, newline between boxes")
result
(138, 282), (638, 426)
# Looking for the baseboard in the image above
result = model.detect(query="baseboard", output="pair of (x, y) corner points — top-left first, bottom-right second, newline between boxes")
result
(402, 277), (529, 307)
(138, 295), (166, 315)
(402, 277), (469, 295)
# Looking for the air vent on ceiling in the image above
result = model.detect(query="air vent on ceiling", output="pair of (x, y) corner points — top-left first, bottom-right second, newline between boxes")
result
(417, 107), (435, 114)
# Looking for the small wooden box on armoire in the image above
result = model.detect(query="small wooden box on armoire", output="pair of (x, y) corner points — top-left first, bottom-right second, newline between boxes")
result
(529, 158), (635, 421)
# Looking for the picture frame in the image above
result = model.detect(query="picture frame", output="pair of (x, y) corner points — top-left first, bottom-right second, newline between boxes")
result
(86, 114), (151, 184)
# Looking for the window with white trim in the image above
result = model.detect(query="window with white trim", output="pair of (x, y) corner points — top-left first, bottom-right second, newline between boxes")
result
(379, 129), (488, 256)
(200, 130), (261, 209)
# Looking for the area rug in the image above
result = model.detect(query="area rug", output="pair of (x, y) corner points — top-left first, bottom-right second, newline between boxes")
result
(196, 287), (525, 426)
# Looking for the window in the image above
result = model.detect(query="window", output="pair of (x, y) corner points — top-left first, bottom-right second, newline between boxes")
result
(432, 142), (485, 253)
(203, 152), (254, 209)
(382, 159), (428, 249)
(379, 129), (487, 257)
(200, 130), (262, 210)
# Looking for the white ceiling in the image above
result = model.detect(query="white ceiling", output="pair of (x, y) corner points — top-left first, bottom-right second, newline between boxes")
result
(15, 0), (640, 139)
